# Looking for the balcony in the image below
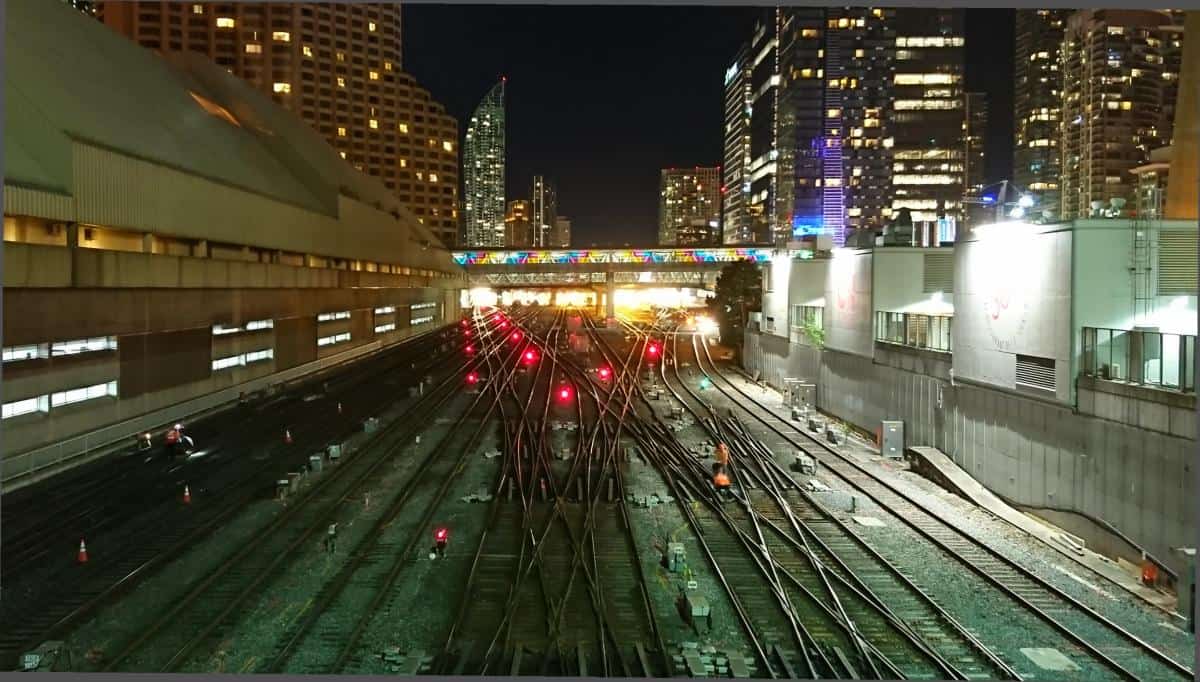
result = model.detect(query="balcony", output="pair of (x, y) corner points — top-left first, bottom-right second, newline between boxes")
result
(1081, 326), (1195, 393)
(874, 311), (952, 353)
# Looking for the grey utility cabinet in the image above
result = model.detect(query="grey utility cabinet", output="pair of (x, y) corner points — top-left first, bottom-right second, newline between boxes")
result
(881, 420), (904, 459)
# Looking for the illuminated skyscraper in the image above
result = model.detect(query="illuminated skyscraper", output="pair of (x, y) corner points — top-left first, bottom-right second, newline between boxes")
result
(1060, 10), (1184, 220)
(552, 217), (572, 248)
(721, 44), (752, 244)
(660, 168), (721, 246)
(531, 176), (558, 247)
(889, 9), (967, 231)
(463, 80), (507, 247)
(96, 2), (460, 247)
(1013, 9), (1069, 213)
(504, 200), (533, 248)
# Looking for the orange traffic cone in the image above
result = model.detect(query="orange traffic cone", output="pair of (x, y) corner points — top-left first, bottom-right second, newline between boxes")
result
(183, 485), (192, 505)
(284, 429), (293, 445)
(77, 539), (89, 564)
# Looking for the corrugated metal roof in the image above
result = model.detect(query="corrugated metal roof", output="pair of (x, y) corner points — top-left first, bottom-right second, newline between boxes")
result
(4, 0), (449, 258)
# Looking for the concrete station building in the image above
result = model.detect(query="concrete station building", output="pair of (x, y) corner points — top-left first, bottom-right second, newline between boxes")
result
(2, 0), (464, 488)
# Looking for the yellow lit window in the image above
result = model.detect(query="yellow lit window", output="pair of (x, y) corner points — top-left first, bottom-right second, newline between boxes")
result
(245, 44), (262, 54)
(303, 45), (313, 58)
(368, 21), (377, 31)
(837, 18), (849, 28)
(873, 8), (883, 17)
(369, 119), (379, 129)
(416, 172), (424, 181)
(854, 49), (865, 58)
(192, 4), (203, 14)
(429, 173), (439, 183)
(273, 82), (291, 93)
(400, 159), (408, 168)
(801, 28), (818, 38)
(827, 108), (841, 118)
(369, 71), (380, 80)
(337, 126), (347, 137)
(1120, 101), (1132, 110)
(398, 123), (409, 133)
(216, 17), (235, 28)
(800, 68), (814, 78)
(384, 61), (393, 71)
(337, 77), (346, 88)
(339, 151), (347, 159)
(336, 51), (346, 62)
(273, 31), (290, 42)
(442, 141), (453, 152)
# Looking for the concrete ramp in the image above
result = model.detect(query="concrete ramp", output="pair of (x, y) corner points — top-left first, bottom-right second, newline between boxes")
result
(905, 446), (1178, 615)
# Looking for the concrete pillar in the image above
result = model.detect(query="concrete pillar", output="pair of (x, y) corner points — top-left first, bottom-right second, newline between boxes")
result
(141, 233), (154, 254)
(606, 269), (616, 325)
(65, 222), (79, 248)
(193, 240), (209, 258)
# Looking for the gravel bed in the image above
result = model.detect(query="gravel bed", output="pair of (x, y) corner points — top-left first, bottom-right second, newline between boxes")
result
(717, 369), (1195, 678)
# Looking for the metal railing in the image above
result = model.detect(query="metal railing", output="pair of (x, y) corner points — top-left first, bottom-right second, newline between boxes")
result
(1081, 326), (1195, 393)
(875, 311), (953, 353)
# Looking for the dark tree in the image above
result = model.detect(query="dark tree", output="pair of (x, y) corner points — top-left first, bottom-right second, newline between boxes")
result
(707, 259), (762, 359)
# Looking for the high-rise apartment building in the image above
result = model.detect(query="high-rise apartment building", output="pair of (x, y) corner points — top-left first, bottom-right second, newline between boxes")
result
(1013, 10), (1069, 213)
(504, 200), (533, 247)
(659, 168), (721, 246)
(531, 176), (558, 247)
(964, 91), (988, 194)
(552, 217), (572, 248)
(889, 9), (967, 230)
(1060, 10), (1184, 220)
(463, 80), (506, 247)
(95, 2), (460, 247)
(722, 44), (752, 244)
(775, 7), (896, 247)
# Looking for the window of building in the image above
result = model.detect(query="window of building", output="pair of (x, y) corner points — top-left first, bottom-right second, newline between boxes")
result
(1015, 354), (1055, 392)
(303, 45), (313, 57)
(2, 395), (49, 420)
(273, 82), (291, 93)
(374, 306), (396, 314)
(318, 311), (352, 322)
(51, 381), (118, 408)
(337, 77), (346, 88)
(442, 140), (453, 152)
(368, 20), (377, 31)
(192, 4), (203, 14)
(318, 332), (352, 347)
(369, 119), (379, 129)
(51, 336), (118, 357)
(411, 315), (435, 326)
(245, 43), (262, 54)
(272, 31), (290, 42)
(384, 60), (393, 71)
(375, 323), (396, 333)
(216, 17), (235, 28)
(369, 70), (379, 80)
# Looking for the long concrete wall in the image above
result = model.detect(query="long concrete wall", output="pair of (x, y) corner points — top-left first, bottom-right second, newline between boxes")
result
(744, 331), (1196, 579)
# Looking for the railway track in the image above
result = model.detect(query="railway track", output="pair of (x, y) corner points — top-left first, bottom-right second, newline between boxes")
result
(688, 329), (1194, 681)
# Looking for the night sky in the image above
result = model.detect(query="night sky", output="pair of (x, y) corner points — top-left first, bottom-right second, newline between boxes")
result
(402, 6), (1016, 247)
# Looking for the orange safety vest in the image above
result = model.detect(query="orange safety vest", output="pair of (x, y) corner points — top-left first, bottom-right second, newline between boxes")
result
(713, 472), (731, 488)
(715, 443), (730, 466)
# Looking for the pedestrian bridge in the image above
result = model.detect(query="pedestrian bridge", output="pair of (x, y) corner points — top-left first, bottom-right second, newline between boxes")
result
(452, 247), (773, 287)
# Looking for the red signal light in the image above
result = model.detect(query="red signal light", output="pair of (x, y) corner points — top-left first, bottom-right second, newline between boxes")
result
(523, 349), (537, 364)
(465, 344), (475, 354)
(510, 330), (522, 342)
(435, 527), (448, 542)
(558, 385), (573, 402)
(461, 319), (469, 327)
(647, 343), (660, 357)
(499, 320), (509, 329)
(466, 372), (479, 384)
(464, 329), (472, 337)
(598, 367), (611, 380)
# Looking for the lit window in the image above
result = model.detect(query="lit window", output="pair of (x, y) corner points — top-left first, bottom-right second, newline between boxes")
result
(245, 44), (262, 54)
(318, 311), (352, 322)
(369, 70), (380, 80)
(399, 159), (408, 168)
(375, 323), (397, 334)
(827, 108), (841, 118)
(336, 51), (346, 62)
(273, 82), (291, 94)
(800, 68), (814, 78)
(337, 77), (346, 88)
(368, 119), (378, 129)
(4, 344), (44, 363)
(374, 306), (396, 314)
(273, 31), (290, 42)
(339, 151), (347, 159)
(51, 336), (117, 356)
(384, 61), (393, 71)
(51, 381), (118, 408)
(368, 21), (377, 31)
(429, 173), (438, 183)
(801, 28), (819, 38)
(411, 315), (435, 326)
(216, 17), (235, 28)
(442, 140), (453, 152)
(303, 45), (313, 58)
(1120, 101), (1132, 110)
(246, 319), (274, 331)
(837, 18), (849, 28)
(192, 4), (203, 14)
(318, 332), (352, 347)
(2, 395), (49, 419)
(854, 49), (865, 58)
(398, 122), (409, 133)
(416, 172), (424, 181)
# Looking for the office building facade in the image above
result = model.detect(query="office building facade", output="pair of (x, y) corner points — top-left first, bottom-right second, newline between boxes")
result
(95, 2), (460, 247)
(659, 168), (722, 246)
(722, 44), (752, 244)
(463, 80), (506, 247)
(552, 217), (572, 248)
(1060, 10), (1184, 220)
(504, 200), (533, 248)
